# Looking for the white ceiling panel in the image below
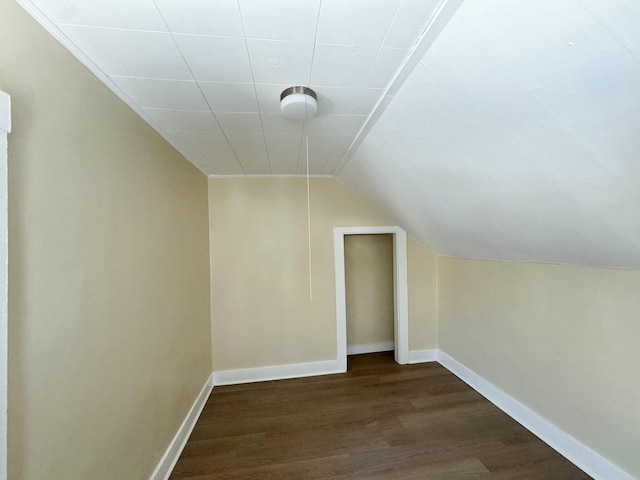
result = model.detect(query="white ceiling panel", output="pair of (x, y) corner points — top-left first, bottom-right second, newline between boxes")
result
(310, 44), (378, 88)
(270, 165), (299, 175)
(245, 39), (314, 85)
(238, 157), (271, 174)
(267, 148), (331, 165)
(173, 34), (253, 83)
(383, 0), (443, 48)
(225, 133), (267, 151)
(316, 0), (402, 47)
(264, 134), (304, 152)
(111, 77), (209, 110)
(234, 147), (269, 164)
(254, 83), (291, 114)
(321, 151), (346, 174)
(198, 146), (243, 168)
(307, 134), (356, 151)
(239, 0), (321, 43)
(215, 112), (263, 135)
(363, 48), (408, 88)
(153, 0), (243, 37)
(261, 114), (304, 135)
(141, 108), (219, 132)
(36, 0), (166, 30)
(314, 87), (384, 115)
(22, 0), (434, 177)
(59, 26), (192, 80)
(160, 129), (229, 148)
(199, 82), (258, 113)
(305, 115), (367, 135)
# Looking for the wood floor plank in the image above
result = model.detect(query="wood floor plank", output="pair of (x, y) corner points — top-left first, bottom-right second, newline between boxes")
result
(169, 352), (591, 479)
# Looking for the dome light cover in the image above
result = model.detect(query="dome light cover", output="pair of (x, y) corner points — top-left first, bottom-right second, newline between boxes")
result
(280, 86), (318, 121)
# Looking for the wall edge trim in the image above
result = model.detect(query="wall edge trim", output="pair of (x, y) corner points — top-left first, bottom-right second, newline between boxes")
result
(347, 342), (394, 355)
(212, 359), (343, 386)
(437, 351), (634, 480)
(407, 349), (438, 364)
(149, 373), (214, 480)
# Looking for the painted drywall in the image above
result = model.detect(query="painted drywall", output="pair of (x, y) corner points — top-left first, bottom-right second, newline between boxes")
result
(438, 257), (640, 478)
(0, 2), (212, 479)
(407, 235), (438, 351)
(338, 0), (640, 269)
(208, 177), (438, 370)
(344, 234), (393, 347)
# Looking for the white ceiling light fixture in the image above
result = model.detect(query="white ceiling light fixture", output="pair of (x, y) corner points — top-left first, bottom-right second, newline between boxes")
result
(280, 86), (317, 121)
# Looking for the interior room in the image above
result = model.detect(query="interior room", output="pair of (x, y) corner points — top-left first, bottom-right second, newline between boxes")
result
(0, 0), (638, 479)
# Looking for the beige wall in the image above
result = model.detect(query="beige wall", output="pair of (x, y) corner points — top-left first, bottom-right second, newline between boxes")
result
(408, 235), (438, 351)
(345, 234), (394, 347)
(208, 178), (438, 370)
(438, 257), (640, 478)
(1, 2), (212, 479)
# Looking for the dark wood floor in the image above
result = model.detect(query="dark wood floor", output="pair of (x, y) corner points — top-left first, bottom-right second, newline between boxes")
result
(169, 352), (591, 479)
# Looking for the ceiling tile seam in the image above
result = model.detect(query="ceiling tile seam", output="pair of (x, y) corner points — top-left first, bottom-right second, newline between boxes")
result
(142, 107), (212, 113)
(356, 0), (406, 91)
(573, 0), (640, 68)
(420, 65), (635, 248)
(333, 0), (465, 177)
(150, 0), (247, 174)
(54, 23), (169, 34)
(295, 0), (324, 174)
(109, 74), (201, 83)
(318, 151), (333, 175)
(236, 0), (278, 174)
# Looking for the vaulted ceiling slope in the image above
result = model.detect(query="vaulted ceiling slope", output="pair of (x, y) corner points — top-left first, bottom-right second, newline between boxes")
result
(18, 0), (640, 268)
(338, 0), (640, 269)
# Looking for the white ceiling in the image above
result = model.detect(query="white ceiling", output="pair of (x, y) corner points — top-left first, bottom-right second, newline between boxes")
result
(20, 0), (444, 175)
(338, 0), (640, 268)
(18, 0), (640, 268)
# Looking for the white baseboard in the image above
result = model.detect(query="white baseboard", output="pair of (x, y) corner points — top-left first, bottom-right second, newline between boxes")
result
(212, 359), (343, 386)
(437, 351), (634, 480)
(407, 349), (438, 364)
(149, 373), (214, 480)
(347, 342), (394, 355)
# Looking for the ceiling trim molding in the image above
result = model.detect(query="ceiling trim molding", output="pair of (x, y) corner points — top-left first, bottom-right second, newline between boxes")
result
(16, 1), (149, 126)
(333, 0), (465, 175)
(208, 174), (333, 179)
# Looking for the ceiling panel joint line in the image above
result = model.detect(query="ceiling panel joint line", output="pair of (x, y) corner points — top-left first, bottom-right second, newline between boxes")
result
(333, 0), (465, 176)
(150, 0), (247, 174)
(295, 0), (323, 174)
(237, 0), (274, 174)
(357, 0), (405, 91)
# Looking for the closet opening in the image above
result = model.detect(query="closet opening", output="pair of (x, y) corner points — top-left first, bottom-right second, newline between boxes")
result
(344, 234), (394, 361)
(333, 226), (409, 372)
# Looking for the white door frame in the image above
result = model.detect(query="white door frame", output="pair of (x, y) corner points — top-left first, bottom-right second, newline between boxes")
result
(333, 226), (409, 371)
(0, 90), (11, 480)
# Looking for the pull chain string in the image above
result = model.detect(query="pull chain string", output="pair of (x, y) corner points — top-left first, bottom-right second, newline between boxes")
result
(306, 136), (313, 303)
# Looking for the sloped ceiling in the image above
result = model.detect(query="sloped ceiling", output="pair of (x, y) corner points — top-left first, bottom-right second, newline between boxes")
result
(18, 0), (640, 268)
(338, 0), (640, 269)
(18, 0), (445, 175)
